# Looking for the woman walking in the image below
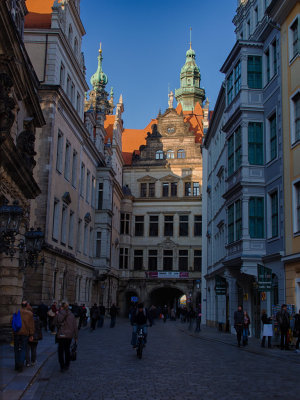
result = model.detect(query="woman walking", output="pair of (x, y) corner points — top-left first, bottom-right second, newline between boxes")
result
(242, 310), (251, 346)
(54, 302), (78, 372)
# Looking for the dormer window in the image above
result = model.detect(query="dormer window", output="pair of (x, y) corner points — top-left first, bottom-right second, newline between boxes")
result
(155, 150), (164, 160)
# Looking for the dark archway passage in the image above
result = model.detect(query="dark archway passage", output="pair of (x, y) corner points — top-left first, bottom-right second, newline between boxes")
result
(149, 287), (184, 309)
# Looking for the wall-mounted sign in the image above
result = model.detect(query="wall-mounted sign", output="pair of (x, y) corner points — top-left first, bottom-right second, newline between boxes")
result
(146, 271), (189, 279)
(215, 276), (226, 295)
(131, 296), (138, 302)
(257, 264), (272, 292)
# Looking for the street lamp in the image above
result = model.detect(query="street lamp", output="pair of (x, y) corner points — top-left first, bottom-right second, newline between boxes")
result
(19, 227), (45, 268)
(0, 200), (23, 257)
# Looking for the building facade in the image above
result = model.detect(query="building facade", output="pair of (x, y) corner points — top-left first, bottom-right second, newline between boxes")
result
(203, 0), (286, 337)
(118, 46), (209, 314)
(0, 0), (45, 340)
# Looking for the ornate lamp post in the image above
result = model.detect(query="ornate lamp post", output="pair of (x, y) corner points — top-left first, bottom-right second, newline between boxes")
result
(19, 227), (44, 268)
(0, 200), (23, 258)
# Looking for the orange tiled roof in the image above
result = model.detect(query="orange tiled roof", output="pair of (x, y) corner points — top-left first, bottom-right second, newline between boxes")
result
(26, 0), (54, 13)
(25, 12), (51, 28)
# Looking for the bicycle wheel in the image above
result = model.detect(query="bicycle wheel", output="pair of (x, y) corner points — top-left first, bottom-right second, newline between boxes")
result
(137, 342), (143, 359)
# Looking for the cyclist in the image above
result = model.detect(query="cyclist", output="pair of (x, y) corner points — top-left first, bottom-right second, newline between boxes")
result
(131, 303), (148, 348)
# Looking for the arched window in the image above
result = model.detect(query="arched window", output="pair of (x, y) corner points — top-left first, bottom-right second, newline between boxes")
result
(178, 149), (186, 159)
(68, 24), (73, 43)
(155, 150), (164, 160)
(167, 150), (175, 159)
(74, 37), (78, 56)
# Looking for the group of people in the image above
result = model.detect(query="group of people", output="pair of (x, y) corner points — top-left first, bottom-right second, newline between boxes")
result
(234, 304), (300, 350)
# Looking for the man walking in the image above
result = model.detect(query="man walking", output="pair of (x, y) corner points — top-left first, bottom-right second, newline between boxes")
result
(90, 303), (99, 331)
(98, 304), (106, 328)
(276, 304), (290, 350)
(234, 305), (244, 347)
(110, 304), (117, 328)
(13, 300), (35, 372)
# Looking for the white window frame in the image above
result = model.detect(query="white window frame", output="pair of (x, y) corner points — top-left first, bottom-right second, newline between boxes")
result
(68, 210), (74, 249)
(61, 205), (68, 245)
(288, 15), (299, 63)
(267, 189), (279, 239)
(292, 178), (300, 235)
(52, 199), (60, 241)
(56, 130), (64, 173)
(265, 109), (277, 163)
(290, 89), (300, 145)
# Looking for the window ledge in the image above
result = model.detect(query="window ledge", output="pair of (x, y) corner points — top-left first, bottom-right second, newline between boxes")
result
(291, 139), (300, 149)
(293, 231), (300, 238)
(289, 53), (299, 66)
(267, 236), (279, 243)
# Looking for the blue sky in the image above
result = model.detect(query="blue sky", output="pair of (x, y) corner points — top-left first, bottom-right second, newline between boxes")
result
(81, 0), (237, 129)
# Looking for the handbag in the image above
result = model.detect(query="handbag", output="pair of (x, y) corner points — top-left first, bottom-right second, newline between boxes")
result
(70, 342), (77, 361)
(47, 309), (55, 317)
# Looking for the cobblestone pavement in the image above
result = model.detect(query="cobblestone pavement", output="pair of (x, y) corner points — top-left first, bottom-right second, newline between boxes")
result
(22, 319), (299, 400)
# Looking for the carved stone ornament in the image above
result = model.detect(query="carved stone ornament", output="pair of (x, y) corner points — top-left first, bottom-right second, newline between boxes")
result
(0, 73), (16, 141)
(16, 128), (37, 171)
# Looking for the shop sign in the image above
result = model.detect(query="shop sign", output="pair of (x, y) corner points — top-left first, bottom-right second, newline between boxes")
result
(131, 296), (138, 302)
(147, 271), (189, 279)
(215, 275), (226, 295)
(257, 264), (272, 292)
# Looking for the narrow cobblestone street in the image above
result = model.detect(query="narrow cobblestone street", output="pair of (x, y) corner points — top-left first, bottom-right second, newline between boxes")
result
(22, 319), (299, 400)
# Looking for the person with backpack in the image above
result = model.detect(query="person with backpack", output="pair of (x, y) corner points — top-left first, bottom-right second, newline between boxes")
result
(131, 303), (148, 347)
(26, 305), (43, 367)
(276, 304), (290, 350)
(12, 300), (35, 372)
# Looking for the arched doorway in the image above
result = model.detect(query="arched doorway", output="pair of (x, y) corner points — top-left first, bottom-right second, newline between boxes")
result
(149, 287), (184, 309)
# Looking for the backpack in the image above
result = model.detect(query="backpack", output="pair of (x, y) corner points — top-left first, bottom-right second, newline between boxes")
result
(12, 310), (22, 333)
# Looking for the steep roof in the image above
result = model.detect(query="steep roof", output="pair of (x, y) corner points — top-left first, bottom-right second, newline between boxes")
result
(26, 0), (54, 13)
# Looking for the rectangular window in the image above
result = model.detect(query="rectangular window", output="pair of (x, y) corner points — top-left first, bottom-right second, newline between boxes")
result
(77, 219), (82, 252)
(86, 170), (90, 203)
(179, 215), (189, 236)
(272, 40), (277, 76)
(194, 250), (202, 271)
(265, 49), (270, 83)
(162, 183), (169, 197)
(185, 182), (191, 196)
(149, 215), (159, 236)
(140, 183), (147, 197)
(171, 182), (177, 197)
(56, 131), (64, 173)
(68, 211), (74, 248)
(254, 6), (258, 27)
(163, 249), (173, 271)
(148, 249), (157, 271)
(228, 134), (234, 176)
(60, 63), (65, 87)
(234, 61), (241, 97)
(295, 183), (300, 233)
(71, 150), (77, 187)
(194, 215), (202, 236)
(119, 247), (129, 269)
(76, 92), (81, 113)
(149, 182), (155, 197)
(96, 232), (101, 258)
(67, 75), (71, 97)
(89, 228), (93, 257)
(98, 182), (103, 210)
(193, 182), (200, 196)
(134, 249), (143, 270)
(271, 191), (278, 238)
(52, 200), (60, 241)
(134, 216), (144, 236)
(291, 18), (299, 59)
(235, 200), (242, 241)
(227, 71), (233, 105)
(91, 176), (95, 208)
(179, 250), (188, 271)
(235, 127), (242, 170)
(292, 92), (300, 143)
(247, 56), (262, 89)
(248, 122), (263, 165)
(269, 114), (277, 161)
(164, 215), (173, 236)
(64, 141), (71, 181)
(228, 203), (234, 243)
(71, 82), (75, 104)
(249, 197), (264, 238)
(120, 213), (130, 235)
(80, 163), (85, 197)
(83, 224), (88, 255)
(61, 206), (67, 244)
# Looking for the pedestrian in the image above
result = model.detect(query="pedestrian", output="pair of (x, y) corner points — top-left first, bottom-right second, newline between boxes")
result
(90, 303), (99, 331)
(78, 304), (87, 330)
(37, 302), (48, 331)
(261, 309), (272, 348)
(293, 309), (300, 351)
(163, 305), (168, 323)
(47, 301), (57, 334)
(148, 305), (156, 326)
(26, 305), (43, 367)
(195, 305), (202, 332)
(110, 303), (118, 328)
(97, 304), (106, 328)
(12, 300), (35, 372)
(242, 310), (250, 346)
(188, 307), (195, 330)
(276, 304), (290, 350)
(54, 302), (78, 372)
(234, 305), (244, 347)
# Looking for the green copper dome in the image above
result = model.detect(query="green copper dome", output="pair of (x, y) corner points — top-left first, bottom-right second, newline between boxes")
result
(90, 44), (108, 89)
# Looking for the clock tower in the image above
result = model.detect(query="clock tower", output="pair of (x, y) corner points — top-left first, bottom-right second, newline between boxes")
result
(175, 45), (205, 111)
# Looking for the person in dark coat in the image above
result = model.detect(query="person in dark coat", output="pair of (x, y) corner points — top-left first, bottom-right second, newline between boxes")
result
(109, 304), (118, 328)
(293, 309), (300, 350)
(90, 303), (99, 331)
(261, 310), (272, 348)
(26, 307), (43, 366)
(276, 304), (290, 350)
(97, 304), (105, 328)
(37, 302), (48, 331)
(131, 303), (148, 347)
(234, 305), (244, 347)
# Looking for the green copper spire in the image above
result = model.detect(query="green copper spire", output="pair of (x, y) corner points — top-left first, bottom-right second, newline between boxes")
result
(90, 43), (108, 89)
(175, 35), (205, 111)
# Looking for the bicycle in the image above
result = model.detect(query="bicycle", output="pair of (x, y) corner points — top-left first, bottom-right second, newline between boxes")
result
(136, 327), (145, 359)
